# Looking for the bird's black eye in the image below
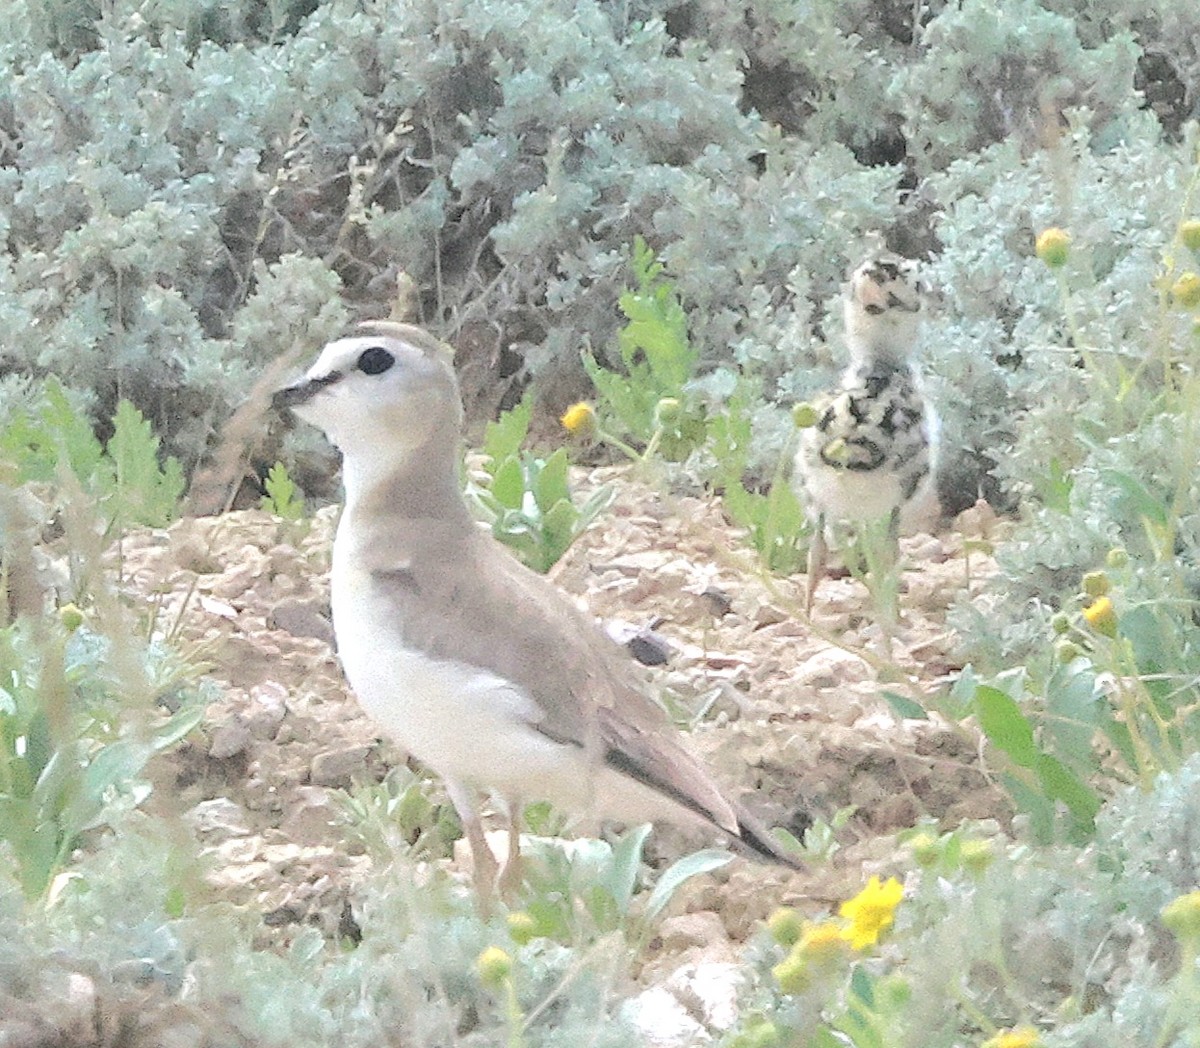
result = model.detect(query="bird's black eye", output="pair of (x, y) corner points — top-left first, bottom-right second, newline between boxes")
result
(357, 346), (395, 376)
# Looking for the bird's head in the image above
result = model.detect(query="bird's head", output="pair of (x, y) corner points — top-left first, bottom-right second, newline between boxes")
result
(273, 322), (462, 462)
(843, 253), (924, 361)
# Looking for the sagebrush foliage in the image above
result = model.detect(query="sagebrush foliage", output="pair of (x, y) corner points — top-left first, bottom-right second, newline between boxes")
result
(8, 0), (1200, 1042)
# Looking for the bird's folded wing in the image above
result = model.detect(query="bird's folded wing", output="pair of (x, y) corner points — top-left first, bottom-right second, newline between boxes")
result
(363, 525), (738, 830)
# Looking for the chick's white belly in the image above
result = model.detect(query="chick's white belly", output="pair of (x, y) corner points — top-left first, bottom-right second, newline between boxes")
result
(801, 460), (909, 523)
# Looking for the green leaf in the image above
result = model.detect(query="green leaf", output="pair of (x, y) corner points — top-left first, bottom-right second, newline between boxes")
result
(482, 394), (532, 470)
(260, 462), (305, 520)
(490, 456), (526, 510)
(1000, 770), (1055, 844)
(606, 823), (652, 913)
(1100, 468), (1169, 527)
(882, 691), (929, 720)
(642, 848), (734, 923)
(101, 400), (184, 527)
(1034, 754), (1100, 835)
(533, 448), (571, 512)
(975, 685), (1037, 767)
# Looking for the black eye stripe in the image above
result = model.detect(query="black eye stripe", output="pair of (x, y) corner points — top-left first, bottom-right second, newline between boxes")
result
(357, 346), (395, 375)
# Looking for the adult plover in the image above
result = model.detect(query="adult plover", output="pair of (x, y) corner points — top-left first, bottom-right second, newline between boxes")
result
(273, 321), (801, 898)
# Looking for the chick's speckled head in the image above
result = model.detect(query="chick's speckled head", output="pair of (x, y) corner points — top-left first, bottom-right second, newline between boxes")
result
(842, 253), (925, 364)
(273, 322), (461, 458)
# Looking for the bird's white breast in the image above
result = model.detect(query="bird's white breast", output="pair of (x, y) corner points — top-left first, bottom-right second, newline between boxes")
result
(328, 543), (597, 805)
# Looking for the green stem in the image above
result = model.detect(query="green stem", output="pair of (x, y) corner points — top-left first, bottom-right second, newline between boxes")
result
(595, 426), (645, 465)
(504, 978), (526, 1048)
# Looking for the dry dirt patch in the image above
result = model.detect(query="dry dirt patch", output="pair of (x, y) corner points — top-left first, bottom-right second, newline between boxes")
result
(119, 468), (1008, 957)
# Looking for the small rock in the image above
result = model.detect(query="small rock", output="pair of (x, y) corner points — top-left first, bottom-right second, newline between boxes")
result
(246, 681), (289, 740)
(665, 962), (744, 1031)
(793, 647), (870, 689)
(698, 587), (733, 617)
(199, 594), (239, 619)
(656, 911), (730, 954)
(209, 716), (253, 759)
(310, 745), (373, 787)
(269, 598), (334, 643)
(627, 629), (673, 666)
(751, 602), (790, 628)
(186, 798), (251, 840)
(621, 986), (710, 1048)
(60, 972), (98, 1043)
(606, 618), (675, 666)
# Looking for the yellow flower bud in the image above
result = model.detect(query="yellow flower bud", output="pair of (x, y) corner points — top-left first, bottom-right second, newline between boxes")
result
(560, 401), (597, 439)
(506, 911), (537, 946)
(654, 397), (682, 427)
(907, 831), (941, 867)
(981, 1027), (1042, 1048)
(1163, 890), (1200, 942)
(1105, 547), (1129, 570)
(1082, 596), (1118, 638)
(961, 839), (994, 874)
(796, 920), (849, 966)
(58, 603), (84, 632)
(475, 945), (513, 989)
(771, 951), (810, 994)
(1081, 571), (1110, 597)
(1054, 639), (1081, 663)
(792, 402), (819, 428)
(1035, 228), (1070, 268)
(1050, 612), (1071, 635)
(766, 907), (804, 947)
(1172, 272), (1200, 309)
(1181, 220), (1200, 252)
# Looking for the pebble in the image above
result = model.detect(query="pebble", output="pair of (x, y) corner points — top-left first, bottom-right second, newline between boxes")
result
(209, 716), (252, 759)
(792, 647), (870, 689)
(310, 745), (373, 787)
(279, 787), (343, 844)
(186, 798), (251, 840)
(269, 597), (334, 643)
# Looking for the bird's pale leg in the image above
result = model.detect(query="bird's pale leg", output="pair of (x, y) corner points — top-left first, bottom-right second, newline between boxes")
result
(497, 795), (524, 900)
(446, 779), (500, 909)
(885, 505), (902, 622)
(805, 516), (829, 616)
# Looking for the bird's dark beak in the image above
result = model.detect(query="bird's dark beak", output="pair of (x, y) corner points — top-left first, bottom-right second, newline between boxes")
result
(271, 371), (342, 412)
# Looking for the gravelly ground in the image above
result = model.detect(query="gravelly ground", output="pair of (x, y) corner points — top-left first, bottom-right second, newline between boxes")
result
(114, 466), (1010, 1014)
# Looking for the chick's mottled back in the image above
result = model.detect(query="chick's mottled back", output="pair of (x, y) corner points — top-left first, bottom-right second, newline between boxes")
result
(794, 255), (939, 611)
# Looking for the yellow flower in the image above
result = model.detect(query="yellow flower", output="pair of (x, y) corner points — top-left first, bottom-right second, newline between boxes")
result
(475, 945), (513, 988)
(1035, 227), (1070, 267)
(838, 875), (903, 950)
(560, 401), (597, 439)
(1181, 220), (1200, 252)
(1162, 889), (1200, 942)
(1172, 272), (1200, 309)
(981, 1026), (1042, 1048)
(1082, 595), (1118, 638)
